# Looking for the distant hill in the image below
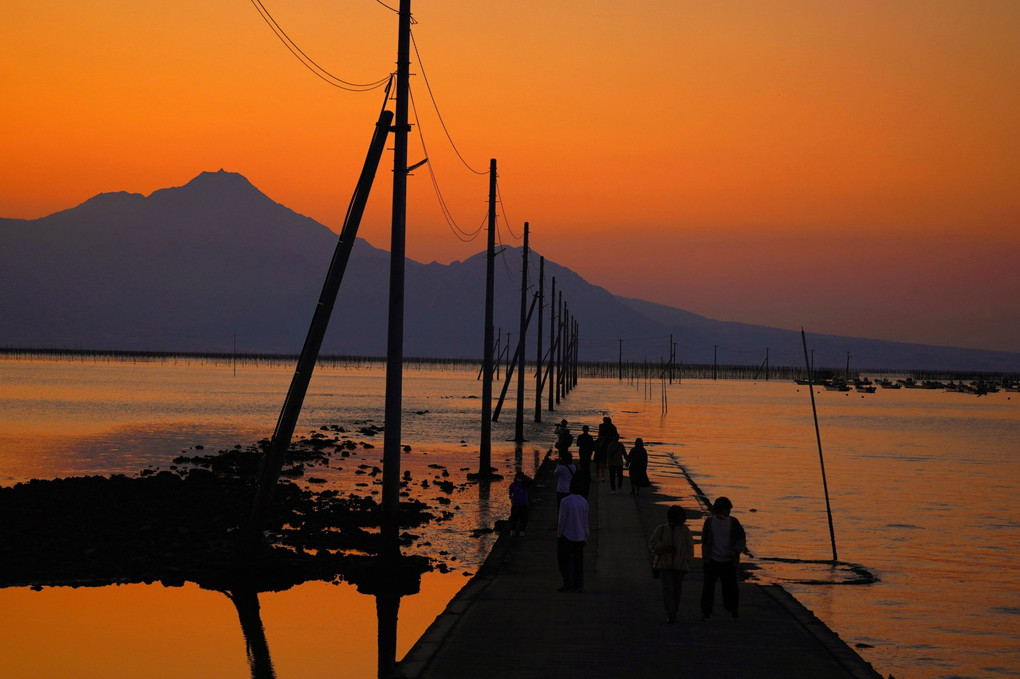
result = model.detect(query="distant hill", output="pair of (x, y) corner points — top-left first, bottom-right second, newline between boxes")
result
(2, 170), (1017, 372)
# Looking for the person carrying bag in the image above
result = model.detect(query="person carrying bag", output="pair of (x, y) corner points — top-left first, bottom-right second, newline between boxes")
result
(648, 505), (695, 624)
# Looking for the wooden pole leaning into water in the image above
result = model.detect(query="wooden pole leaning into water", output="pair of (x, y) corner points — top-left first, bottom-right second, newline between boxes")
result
(244, 103), (393, 543)
(493, 293), (538, 422)
(802, 328), (838, 563)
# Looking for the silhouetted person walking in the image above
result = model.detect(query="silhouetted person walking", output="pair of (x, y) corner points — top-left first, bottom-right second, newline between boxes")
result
(553, 451), (576, 507)
(700, 496), (746, 620)
(576, 424), (595, 473)
(508, 471), (531, 536)
(607, 439), (627, 494)
(594, 416), (618, 479)
(627, 437), (649, 494)
(649, 505), (694, 623)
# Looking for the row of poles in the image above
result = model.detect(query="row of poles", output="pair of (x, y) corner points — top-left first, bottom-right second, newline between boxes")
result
(474, 165), (581, 479)
(245, 0), (584, 548)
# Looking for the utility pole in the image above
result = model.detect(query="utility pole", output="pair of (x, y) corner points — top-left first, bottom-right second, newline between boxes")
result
(534, 256), (544, 422)
(573, 317), (579, 388)
(618, 339), (623, 381)
(713, 344), (718, 380)
(558, 301), (567, 397)
(556, 291), (563, 404)
(548, 276), (556, 412)
(474, 158), (497, 480)
(514, 223), (528, 442)
(381, 0), (412, 554)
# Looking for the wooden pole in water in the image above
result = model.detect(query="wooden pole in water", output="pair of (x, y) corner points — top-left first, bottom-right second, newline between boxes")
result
(534, 256), (544, 422)
(245, 104), (393, 543)
(381, 0), (412, 553)
(558, 289), (567, 401)
(474, 158), (497, 479)
(802, 328), (838, 563)
(618, 339), (623, 381)
(548, 276), (556, 412)
(494, 294), (538, 422)
(515, 224), (529, 441)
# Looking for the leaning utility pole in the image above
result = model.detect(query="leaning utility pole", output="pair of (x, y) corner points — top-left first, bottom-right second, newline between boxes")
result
(244, 100), (393, 544)
(380, 0), (412, 552)
(473, 158), (497, 479)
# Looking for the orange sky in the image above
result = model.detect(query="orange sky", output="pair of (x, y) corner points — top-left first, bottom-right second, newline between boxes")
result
(3, 1), (1018, 353)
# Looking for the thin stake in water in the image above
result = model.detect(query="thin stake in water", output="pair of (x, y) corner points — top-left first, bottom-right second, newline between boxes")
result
(801, 328), (838, 563)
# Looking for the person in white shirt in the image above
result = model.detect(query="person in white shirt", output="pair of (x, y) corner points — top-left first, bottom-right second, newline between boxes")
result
(556, 477), (590, 592)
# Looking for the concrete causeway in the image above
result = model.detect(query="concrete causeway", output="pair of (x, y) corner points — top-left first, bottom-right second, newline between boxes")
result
(394, 458), (883, 679)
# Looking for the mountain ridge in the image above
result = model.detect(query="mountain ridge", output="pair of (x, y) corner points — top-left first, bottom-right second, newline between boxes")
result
(2, 170), (1017, 372)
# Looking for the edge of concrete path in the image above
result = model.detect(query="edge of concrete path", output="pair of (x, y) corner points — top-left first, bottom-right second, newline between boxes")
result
(394, 456), (557, 679)
(760, 584), (884, 679)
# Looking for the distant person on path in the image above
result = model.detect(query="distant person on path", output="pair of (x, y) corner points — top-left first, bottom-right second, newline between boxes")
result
(594, 416), (619, 480)
(554, 419), (573, 460)
(607, 439), (628, 494)
(627, 437), (650, 495)
(649, 505), (695, 623)
(576, 425), (596, 474)
(700, 496), (747, 620)
(508, 471), (531, 536)
(556, 476), (590, 592)
(553, 451), (577, 507)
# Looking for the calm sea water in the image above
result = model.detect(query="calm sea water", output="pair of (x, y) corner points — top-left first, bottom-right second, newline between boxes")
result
(0, 357), (1017, 678)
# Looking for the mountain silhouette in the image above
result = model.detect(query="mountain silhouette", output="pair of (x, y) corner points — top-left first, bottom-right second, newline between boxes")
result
(2, 170), (1017, 372)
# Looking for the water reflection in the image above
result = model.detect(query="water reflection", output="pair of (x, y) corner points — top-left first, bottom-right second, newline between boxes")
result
(475, 479), (493, 565)
(227, 589), (276, 679)
(346, 555), (422, 679)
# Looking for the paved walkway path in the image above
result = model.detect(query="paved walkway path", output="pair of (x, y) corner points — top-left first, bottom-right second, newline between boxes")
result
(395, 458), (882, 679)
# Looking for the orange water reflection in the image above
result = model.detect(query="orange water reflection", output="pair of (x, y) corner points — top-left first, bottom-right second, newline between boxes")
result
(0, 573), (465, 679)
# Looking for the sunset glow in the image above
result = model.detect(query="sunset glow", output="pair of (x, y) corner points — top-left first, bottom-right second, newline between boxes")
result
(3, 0), (1018, 352)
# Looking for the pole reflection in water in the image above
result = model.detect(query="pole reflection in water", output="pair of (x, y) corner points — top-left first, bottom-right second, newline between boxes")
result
(227, 589), (276, 679)
(375, 592), (399, 679)
(475, 480), (493, 565)
(346, 553), (422, 679)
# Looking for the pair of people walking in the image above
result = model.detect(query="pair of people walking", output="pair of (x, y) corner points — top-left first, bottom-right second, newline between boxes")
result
(649, 496), (746, 622)
(607, 436), (649, 495)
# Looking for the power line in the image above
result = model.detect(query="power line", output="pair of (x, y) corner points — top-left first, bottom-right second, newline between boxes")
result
(409, 28), (487, 175)
(495, 177), (521, 240)
(409, 84), (485, 242)
(249, 0), (391, 92)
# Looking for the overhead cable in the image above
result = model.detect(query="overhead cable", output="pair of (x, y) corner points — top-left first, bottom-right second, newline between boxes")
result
(249, 0), (391, 91)
(495, 178), (521, 241)
(409, 28), (487, 175)
(409, 84), (484, 242)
